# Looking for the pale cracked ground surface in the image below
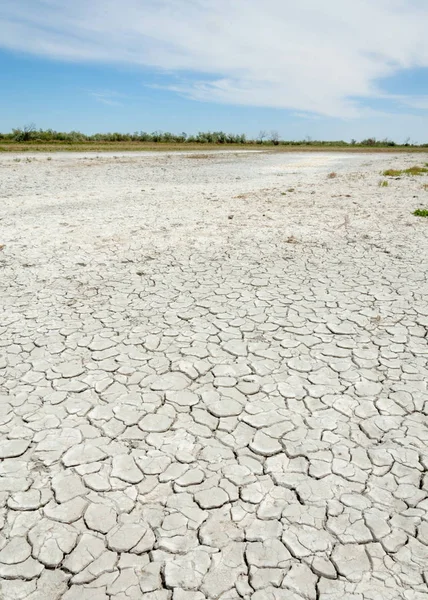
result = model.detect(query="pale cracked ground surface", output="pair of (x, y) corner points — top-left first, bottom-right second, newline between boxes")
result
(0, 150), (428, 600)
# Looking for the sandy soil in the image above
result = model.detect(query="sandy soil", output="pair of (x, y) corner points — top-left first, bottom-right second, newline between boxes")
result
(0, 151), (428, 599)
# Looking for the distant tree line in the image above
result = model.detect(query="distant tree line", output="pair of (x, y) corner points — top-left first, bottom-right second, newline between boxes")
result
(0, 124), (425, 147)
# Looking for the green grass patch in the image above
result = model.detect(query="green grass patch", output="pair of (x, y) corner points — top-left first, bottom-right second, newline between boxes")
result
(405, 166), (428, 175)
(413, 208), (428, 217)
(379, 180), (389, 187)
(382, 169), (402, 176)
(383, 165), (428, 177)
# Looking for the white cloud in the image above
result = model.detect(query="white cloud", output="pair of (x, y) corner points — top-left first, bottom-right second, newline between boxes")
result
(89, 91), (124, 106)
(1, 0), (428, 117)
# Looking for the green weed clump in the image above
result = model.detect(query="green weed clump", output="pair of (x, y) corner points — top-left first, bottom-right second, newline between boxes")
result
(382, 169), (402, 177)
(405, 166), (428, 175)
(379, 180), (389, 187)
(383, 165), (428, 177)
(413, 208), (428, 217)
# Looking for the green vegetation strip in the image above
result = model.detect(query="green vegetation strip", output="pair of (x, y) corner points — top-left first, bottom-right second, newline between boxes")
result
(1, 128), (428, 152)
(413, 208), (428, 217)
(1, 143), (428, 154)
(383, 165), (428, 177)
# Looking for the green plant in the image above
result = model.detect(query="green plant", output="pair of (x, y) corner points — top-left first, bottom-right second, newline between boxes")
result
(413, 208), (428, 217)
(379, 180), (389, 187)
(383, 165), (428, 177)
(405, 166), (428, 175)
(382, 169), (402, 176)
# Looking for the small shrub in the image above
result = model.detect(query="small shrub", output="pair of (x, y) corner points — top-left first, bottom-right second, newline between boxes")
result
(413, 208), (428, 217)
(382, 169), (402, 177)
(327, 172), (337, 179)
(379, 180), (389, 187)
(404, 166), (428, 176)
(383, 165), (428, 177)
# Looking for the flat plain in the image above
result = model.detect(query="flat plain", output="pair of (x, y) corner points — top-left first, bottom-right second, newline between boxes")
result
(0, 151), (428, 600)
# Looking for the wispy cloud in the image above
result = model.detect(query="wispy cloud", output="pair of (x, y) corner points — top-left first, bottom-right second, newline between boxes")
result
(1, 0), (428, 117)
(88, 91), (124, 107)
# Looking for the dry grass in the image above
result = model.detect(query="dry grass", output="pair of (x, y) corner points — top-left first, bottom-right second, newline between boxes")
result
(328, 172), (337, 179)
(1, 141), (428, 153)
(186, 154), (212, 159)
(286, 235), (298, 244)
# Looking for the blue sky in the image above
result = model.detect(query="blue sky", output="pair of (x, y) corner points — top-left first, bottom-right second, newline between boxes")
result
(1, 0), (428, 142)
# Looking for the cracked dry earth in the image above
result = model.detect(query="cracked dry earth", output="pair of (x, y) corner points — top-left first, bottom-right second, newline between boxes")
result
(0, 150), (428, 600)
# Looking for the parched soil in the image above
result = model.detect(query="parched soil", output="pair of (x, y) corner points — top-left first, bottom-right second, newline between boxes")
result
(0, 151), (427, 599)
